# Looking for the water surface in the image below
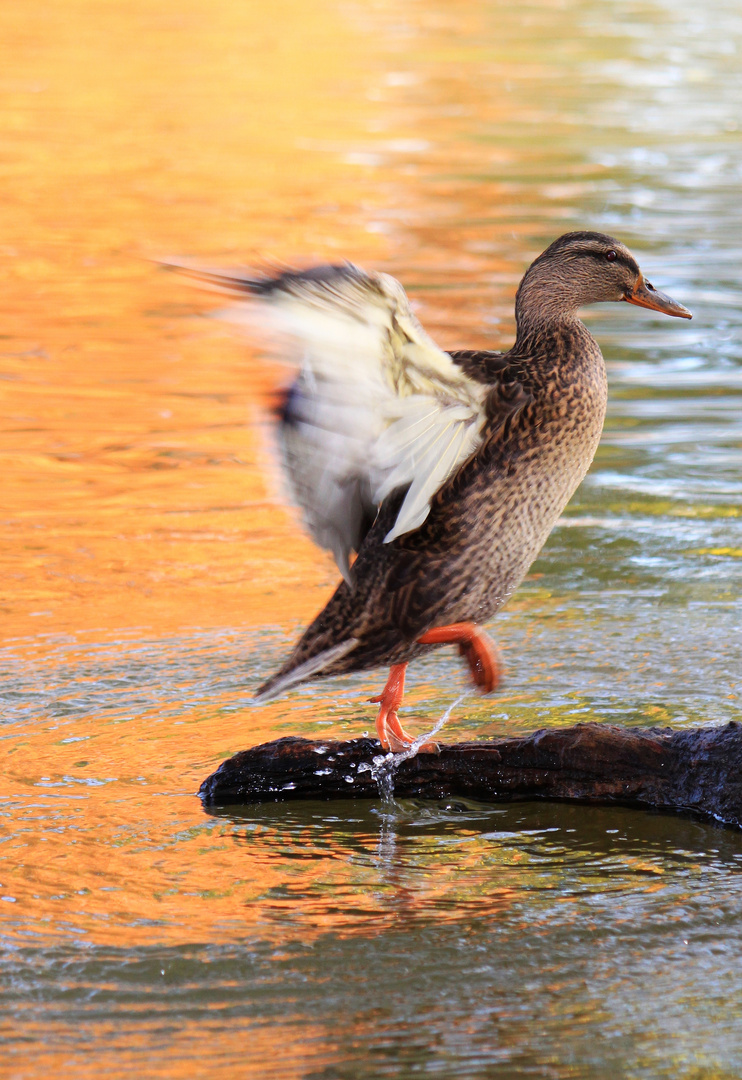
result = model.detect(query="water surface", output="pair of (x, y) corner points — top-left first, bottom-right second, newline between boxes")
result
(2, 0), (742, 1075)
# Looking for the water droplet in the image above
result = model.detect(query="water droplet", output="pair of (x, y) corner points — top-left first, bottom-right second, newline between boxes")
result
(369, 691), (470, 802)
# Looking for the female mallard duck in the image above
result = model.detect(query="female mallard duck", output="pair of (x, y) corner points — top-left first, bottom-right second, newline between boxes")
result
(177, 232), (691, 750)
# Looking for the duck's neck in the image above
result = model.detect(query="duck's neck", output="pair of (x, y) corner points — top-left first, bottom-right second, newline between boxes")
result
(514, 271), (583, 335)
(512, 295), (600, 370)
(513, 257), (601, 348)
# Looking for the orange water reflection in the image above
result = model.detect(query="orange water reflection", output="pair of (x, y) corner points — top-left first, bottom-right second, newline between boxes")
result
(2, 0), (547, 957)
(1, 0), (381, 638)
(5, 0), (742, 1076)
(3, 0), (591, 636)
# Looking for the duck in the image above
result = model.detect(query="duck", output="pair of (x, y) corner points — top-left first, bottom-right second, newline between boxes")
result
(172, 232), (691, 751)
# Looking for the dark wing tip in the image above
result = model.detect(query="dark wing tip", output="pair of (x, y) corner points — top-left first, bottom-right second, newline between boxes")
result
(158, 258), (366, 299)
(157, 258), (267, 296)
(272, 383), (301, 426)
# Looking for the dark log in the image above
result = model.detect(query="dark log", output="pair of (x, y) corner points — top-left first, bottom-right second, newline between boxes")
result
(199, 721), (742, 830)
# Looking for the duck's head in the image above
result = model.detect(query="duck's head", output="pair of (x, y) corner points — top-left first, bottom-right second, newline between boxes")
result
(515, 231), (692, 330)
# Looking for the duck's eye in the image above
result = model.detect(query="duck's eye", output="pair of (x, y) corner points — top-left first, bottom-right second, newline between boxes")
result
(605, 250), (618, 262)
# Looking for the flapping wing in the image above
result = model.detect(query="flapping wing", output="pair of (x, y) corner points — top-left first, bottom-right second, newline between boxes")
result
(167, 261), (490, 580)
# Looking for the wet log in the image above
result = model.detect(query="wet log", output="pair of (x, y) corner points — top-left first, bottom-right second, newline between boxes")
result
(199, 721), (742, 830)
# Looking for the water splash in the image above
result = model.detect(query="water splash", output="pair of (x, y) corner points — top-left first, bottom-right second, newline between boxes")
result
(370, 691), (471, 803)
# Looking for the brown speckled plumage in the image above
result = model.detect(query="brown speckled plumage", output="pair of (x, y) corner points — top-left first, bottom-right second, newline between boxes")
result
(168, 232), (691, 708)
(260, 321), (608, 689)
(252, 232), (691, 700)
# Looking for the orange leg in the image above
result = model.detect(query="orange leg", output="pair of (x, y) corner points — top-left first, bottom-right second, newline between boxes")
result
(369, 664), (438, 753)
(369, 664), (413, 752)
(417, 622), (500, 693)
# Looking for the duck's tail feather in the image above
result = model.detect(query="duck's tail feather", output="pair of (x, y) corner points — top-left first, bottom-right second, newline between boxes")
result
(253, 638), (358, 703)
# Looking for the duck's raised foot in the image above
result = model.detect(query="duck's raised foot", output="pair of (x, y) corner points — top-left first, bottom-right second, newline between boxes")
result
(417, 622), (500, 693)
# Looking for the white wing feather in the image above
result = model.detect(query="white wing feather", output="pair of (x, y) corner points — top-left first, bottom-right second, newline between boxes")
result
(168, 261), (488, 578)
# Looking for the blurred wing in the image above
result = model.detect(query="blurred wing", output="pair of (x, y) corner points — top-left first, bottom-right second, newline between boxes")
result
(166, 261), (489, 579)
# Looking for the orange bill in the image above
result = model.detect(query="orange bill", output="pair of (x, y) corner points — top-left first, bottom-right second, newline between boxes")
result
(624, 275), (692, 319)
